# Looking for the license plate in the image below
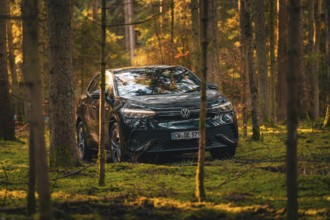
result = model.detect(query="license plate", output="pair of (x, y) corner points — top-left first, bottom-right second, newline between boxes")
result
(171, 131), (199, 140)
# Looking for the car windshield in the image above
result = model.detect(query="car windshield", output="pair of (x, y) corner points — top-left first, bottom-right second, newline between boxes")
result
(113, 67), (200, 96)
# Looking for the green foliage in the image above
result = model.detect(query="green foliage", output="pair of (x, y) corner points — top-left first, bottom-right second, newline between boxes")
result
(0, 123), (329, 219)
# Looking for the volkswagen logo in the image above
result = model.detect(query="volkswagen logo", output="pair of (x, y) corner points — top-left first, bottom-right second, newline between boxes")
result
(180, 108), (190, 119)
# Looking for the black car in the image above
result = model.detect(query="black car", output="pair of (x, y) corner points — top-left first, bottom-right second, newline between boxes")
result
(76, 65), (238, 162)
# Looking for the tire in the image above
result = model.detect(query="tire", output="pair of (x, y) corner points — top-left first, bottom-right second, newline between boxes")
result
(210, 147), (236, 160)
(77, 121), (90, 161)
(109, 122), (125, 163)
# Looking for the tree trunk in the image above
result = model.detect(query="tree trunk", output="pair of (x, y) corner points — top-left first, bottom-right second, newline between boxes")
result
(207, 0), (221, 90)
(312, 0), (322, 119)
(152, 2), (164, 64)
(195, 0), (208, 203)
(243, 0), (260, 141)
(306, 0), (314, 118)
(286, 0), (301, 219)
(277, 0), (288, 122)
(92, 0), (98, 21)
(296, 6), (308, 119)
(253, 0), (271, 125)
(47, 0), (79, 168)
(170, 0), (175, 64)
(21, 0), (52, 218)
(269, 0), (277, 122)
(127, 0), (135, 65)
(5, 0), (17, 86)
(98, 0), (106, 186)
(324, 0), (330, 128)
(239, 0), (248, 138)
(0, 0), (15, 141)
(191, 0), (200, 75)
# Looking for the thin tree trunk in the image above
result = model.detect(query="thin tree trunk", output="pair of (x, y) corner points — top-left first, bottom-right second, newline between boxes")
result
(243, 0), (260, 141)
(21, 0), (52, 218)
(207, 0), (221, 90)
(324, 0), (330, 128)
(152, 2), (164, 64)
(191, 0), (200, 74)
(312, 0), (322, 119)
(286, 0), (301, 219)
(253, 0), (271, 125)
(22, 2), (36, 214)
(269, 0), (277, 123)
(5, 0), (17, 86)
(92, 0), (98, 21)
(277, 0), (288, 122)
(297, 7), (308, 119)
(47, 0), (79, 168)
(170, 0), (175, 64)
(307, 0), (314, 117)
(124, 0), (129, 54)
(127, 0), (135, 65)
(239, 0), (248, 138)
(27, 129), (36, 215)
(195, 0), (208, 203)
(0, 0), (15, 141)
(98, 0), (106, 186)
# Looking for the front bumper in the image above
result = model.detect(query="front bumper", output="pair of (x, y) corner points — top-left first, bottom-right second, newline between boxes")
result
(125, 123), (238, 153)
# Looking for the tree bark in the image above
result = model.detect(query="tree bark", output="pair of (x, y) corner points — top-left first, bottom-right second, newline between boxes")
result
(243, 0), (260, 141)
(195, 0), (208, 202)
(277, 0), (288, 122)
(21, 0), (52, 218)
(207, 0), (221, 90)
(127, 0), (135, 65)
(21, 4), (36, 214)
(312, 0), (322, 119)
(47, 0), (79, 168)
(324, 0), (330, 128)
(98, 0), (106, 186)
(286, 0), (301, 219)
(306, 0), (314, 118)
(92, 0), (98, 21)
(296, 5), (308, 119)
(269, 0), (277, 122)
(0, 0), (15, 141)
(191, 0), (200, 75)
(5, 0), (17, 86)
(170, 0), (175, 64)
(253, 0), (271, 125)
(239, 0), (248, 138)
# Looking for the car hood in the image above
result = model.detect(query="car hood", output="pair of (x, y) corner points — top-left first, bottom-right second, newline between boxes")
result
(121, 90), (225, 110)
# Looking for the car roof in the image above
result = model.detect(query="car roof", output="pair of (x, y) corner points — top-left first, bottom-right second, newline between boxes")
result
(107, 65), (183, 73)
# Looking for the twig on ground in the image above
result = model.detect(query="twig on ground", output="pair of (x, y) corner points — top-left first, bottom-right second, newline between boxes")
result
(52, 163), (95, 181)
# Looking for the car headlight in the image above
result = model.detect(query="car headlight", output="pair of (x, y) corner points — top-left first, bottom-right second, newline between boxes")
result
(211, 101), (233, 112)
(120, 108), (156, 118)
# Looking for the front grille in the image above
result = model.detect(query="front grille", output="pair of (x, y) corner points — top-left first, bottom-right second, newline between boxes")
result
(127, 124), (237, 152)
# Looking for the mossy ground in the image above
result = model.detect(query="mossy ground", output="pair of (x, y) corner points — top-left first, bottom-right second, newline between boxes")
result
(0, 122), (329, 219)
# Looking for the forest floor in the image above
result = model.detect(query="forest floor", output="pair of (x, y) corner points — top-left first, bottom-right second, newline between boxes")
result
(0, 122), (329, 219)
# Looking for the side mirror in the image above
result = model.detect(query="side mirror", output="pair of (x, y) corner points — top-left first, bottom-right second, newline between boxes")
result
(90, 90), (100, 99)
(207, 83), (218, 91)
(105, 89), (114, 103)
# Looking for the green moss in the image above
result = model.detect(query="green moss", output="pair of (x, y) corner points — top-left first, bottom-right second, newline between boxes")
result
(0, 123), (329, 219)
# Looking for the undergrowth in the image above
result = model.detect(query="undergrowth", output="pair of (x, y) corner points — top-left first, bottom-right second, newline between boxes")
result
(0, 122), (329, 219)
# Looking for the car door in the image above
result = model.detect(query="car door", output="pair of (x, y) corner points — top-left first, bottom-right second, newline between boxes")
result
(85, 74), (101, 144)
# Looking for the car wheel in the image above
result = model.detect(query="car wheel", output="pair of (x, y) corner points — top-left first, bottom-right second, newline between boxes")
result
(109, 123), (125, 163)
(210, 147), (236, 160)
(77, 121), (90, 161)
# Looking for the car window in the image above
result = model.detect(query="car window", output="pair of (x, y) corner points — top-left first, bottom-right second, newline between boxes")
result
(113, 67), (200, 96)
(87, 74), (100, 93)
